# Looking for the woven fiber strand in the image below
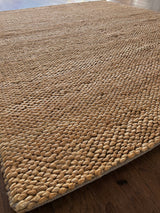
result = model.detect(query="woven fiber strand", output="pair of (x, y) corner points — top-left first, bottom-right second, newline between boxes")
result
(0, 1), (160, 212)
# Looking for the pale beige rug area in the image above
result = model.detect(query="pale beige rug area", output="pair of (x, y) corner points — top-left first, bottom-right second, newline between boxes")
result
(0, 1), (160, 212)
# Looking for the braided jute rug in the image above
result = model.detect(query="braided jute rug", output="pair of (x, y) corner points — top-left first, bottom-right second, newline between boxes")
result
(0, 1), (160, 212)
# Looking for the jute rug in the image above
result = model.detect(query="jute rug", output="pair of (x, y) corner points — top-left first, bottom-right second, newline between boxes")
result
(0, 1), (160, 212)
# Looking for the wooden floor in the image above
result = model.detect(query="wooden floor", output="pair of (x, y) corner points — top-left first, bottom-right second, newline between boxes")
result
(112, 0), (160, 11)
(0, 0), (160, 213)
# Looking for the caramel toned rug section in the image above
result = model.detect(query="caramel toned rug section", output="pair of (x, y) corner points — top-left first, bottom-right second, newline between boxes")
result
(0, 1), (160, 212)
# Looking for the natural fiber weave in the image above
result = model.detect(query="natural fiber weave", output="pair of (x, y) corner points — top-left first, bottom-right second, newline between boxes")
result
(0, 1), (160, 212)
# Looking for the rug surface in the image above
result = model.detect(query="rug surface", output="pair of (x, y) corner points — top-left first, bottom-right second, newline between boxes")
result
(0, 1), (160, 212)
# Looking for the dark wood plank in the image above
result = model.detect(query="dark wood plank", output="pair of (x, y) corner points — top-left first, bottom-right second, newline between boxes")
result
(1, 146), (160, 213)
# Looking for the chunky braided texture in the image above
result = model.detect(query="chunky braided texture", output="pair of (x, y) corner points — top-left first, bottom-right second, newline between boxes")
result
(0, 1), (160, 212)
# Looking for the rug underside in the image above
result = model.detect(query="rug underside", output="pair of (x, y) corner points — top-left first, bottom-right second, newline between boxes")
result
(0, 1), (160, 212)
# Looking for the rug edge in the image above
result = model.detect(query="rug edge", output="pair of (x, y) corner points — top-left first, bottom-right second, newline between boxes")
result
(23, 139), (160, 213)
